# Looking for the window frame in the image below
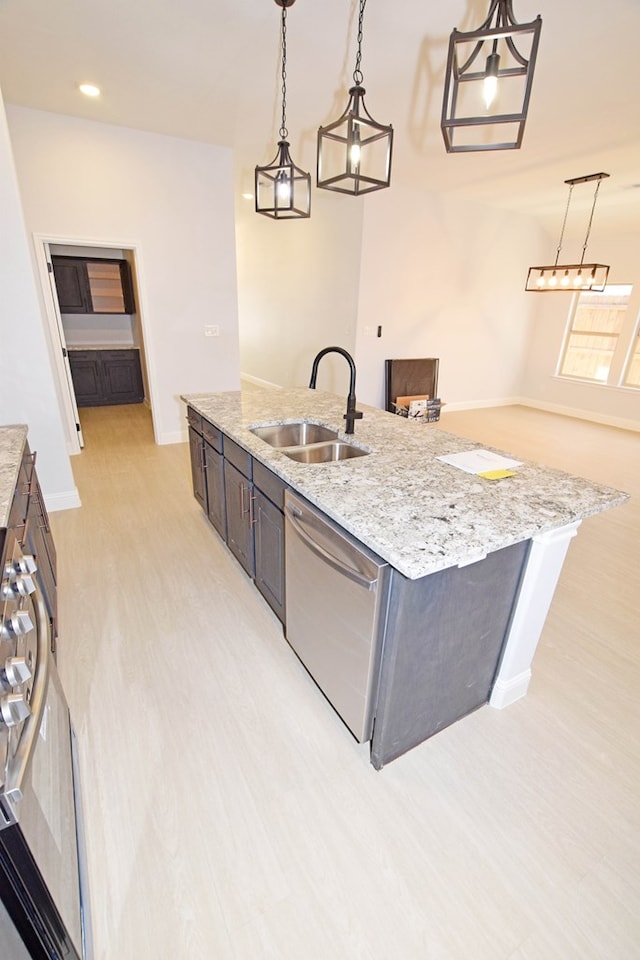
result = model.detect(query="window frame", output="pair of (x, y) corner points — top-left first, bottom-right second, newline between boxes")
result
(557, 283), (640, 389)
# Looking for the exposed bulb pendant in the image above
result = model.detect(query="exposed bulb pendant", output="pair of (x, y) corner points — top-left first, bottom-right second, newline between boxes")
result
(317, 0), (393, 196)
(525, 173), (611, 293)
(441, 0), (542, 153)
(255, 0), (310, 220)
(483, 50), (500, 109)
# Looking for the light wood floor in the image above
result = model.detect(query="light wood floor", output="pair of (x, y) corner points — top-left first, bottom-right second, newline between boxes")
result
(51, 402), (639, 960)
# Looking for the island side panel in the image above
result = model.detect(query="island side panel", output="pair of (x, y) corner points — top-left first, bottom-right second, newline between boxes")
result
(370, 540), (530, 770)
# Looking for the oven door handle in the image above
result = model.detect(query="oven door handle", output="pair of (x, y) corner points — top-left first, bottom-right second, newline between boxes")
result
(3, 591), (50, 810)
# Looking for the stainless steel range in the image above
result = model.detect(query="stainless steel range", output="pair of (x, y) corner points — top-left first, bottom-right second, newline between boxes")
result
(1, 476), (91, 958)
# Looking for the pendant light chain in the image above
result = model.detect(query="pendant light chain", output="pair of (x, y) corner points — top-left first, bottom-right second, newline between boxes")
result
(554, 181), (574, 267)
(580, 178), (603, 265)
(279, 4), (288, 140)
(353, 0), (367, 85)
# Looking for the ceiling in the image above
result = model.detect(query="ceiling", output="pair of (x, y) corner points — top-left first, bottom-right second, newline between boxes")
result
(1, 0), (639, 237)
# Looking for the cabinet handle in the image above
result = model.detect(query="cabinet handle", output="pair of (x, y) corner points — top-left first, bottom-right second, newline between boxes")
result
(249, 493), (257, 527)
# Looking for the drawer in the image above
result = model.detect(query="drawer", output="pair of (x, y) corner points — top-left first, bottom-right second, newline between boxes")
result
(202, 418), (222, 453)
(253, 460), (288, 510)
(187, 407), (202, 432)
(223, 435), (252, 479)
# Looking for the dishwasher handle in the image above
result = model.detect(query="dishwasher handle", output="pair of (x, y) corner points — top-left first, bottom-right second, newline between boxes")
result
(285, 504), (378, 591)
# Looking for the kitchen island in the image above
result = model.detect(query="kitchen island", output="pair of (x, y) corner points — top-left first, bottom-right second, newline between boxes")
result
(182, 388), (627, 767)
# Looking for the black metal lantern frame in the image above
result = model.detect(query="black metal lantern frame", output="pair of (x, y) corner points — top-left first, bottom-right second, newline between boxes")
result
(317, 0), (393, 196)
(441, 0), (542, 153)
(255, 0), (311, 219)
(526, 173), (610, 293)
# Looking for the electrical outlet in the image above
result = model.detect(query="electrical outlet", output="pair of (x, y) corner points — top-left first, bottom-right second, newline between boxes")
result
(204, 325), (220, 337)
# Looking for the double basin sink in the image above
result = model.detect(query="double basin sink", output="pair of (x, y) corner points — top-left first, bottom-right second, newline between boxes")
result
(250, 421), (369, 463)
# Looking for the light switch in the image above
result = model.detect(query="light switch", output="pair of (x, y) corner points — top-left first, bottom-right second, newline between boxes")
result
(204, 325), (220, 337)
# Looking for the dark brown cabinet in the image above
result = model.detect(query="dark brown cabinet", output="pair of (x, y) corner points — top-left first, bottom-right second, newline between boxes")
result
(187, 409), (207, 512)
(223, 439), (255, 578)
(68, 349), (144, 406)
(52, 256), (136, 315)
(186, 406), (287, 624)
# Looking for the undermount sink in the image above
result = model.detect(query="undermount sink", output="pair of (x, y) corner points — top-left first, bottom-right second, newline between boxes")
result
(250, 420), (369, 464)
(282, 441), (369, 463)
(250, 421), (338, 448)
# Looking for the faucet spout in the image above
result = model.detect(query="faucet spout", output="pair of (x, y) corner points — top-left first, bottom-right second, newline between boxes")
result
(308, 346), (363, 435)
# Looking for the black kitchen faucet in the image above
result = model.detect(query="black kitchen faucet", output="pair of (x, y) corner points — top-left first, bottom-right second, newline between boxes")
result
(308, 346), (363, 435)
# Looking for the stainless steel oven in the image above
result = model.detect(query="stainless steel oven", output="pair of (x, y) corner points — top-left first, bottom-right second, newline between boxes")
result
(1, 531), (91, 959)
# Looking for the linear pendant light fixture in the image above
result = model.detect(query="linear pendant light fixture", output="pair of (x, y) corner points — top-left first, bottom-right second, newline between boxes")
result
(526, 173), (610, 292)
(255, 0), (311, 219)
(317, 0), (393, 196)
(441, 0), (542, 153)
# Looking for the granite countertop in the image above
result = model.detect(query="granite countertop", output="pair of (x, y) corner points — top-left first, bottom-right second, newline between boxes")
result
(67, 344), (138, 351)
(0, 425), (28, 528)
(182, 388), (628, 580)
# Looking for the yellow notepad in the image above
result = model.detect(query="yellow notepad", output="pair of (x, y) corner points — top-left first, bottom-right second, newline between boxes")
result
(478, 469), (517, 480)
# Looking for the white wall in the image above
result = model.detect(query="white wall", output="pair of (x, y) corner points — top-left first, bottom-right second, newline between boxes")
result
(0, 89), (78, 508)
(235, 186), (363, 395)
(7, 106), (241, 444)
(353, 186), (544, 409)
(521, 228), (640, 429)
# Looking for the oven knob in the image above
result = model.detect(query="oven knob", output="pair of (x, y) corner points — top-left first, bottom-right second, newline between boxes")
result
(4, 658), (32, 688)
(16, 555), (37, 575)
(1, 574), (36, 600)
(0, 693), (31, 728)
(1, 610), (34, 639)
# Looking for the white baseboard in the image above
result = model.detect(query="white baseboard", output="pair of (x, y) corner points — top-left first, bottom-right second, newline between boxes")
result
(240, 372), (282, 390)
(517, 397), (640, 433)
(156, 430), (185, 445)
(490, 670), (531, 708)
(45, 488), (82, 512)
(441, 395), (639, 432)
(440, 397), (518, 412)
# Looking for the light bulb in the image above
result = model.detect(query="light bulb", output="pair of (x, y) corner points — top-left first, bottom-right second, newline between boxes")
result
(561, 271), (570, 286)
(574, 273), (583, 288)
(536, 274), (545, 287)
(275, 171), (291, 203)
(483, 52), (500, 109)
(548, 271), (558, 287)
(350, 142), (361, 166)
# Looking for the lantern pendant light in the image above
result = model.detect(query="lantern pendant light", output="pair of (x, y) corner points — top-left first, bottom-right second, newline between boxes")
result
(317, 0), (393, 196)
(255, 0), (311, 219)
(441, 0), (542, 153)
(526, 173), (610, 292)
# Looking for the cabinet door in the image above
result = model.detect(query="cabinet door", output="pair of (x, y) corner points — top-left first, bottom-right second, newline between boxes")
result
(224, 460), (255, 577)
(188, 427), (207, 512)
(68, 352), (104, 406)
(204, 441), (226, 539)
(254, 488), (285, 624)
(26, 474), (57, 654)
(52, 258), (91, 313)
(100, 350), (144, 404)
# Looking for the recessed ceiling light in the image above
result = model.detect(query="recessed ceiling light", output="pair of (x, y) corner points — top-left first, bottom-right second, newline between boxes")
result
(79, 83), (101, 98)
(241, 193), (254, 201)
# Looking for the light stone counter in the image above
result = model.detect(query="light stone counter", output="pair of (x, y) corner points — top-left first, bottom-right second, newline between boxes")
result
(182, 388), (628, 581)
(0, 425), (28, 528)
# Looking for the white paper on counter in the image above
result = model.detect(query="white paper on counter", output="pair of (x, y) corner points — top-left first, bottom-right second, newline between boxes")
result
(436, 449), (523, 475)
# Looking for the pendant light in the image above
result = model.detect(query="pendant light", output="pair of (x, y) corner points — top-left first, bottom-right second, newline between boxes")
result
(317, 0), (393, 196)
(255, 0), (311, 219)
(441, 1), (542, 153)
(526, 173), (610, 292)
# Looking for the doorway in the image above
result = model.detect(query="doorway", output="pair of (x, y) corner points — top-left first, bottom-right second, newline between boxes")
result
(34, 237), (154, 455)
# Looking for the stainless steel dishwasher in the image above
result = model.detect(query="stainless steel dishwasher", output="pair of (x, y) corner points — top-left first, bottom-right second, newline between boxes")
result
(284, 491), (391, 742)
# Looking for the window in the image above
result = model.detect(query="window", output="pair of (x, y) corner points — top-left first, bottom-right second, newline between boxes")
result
(559, 284), (636, 385)
(623, 323), (640, 387)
